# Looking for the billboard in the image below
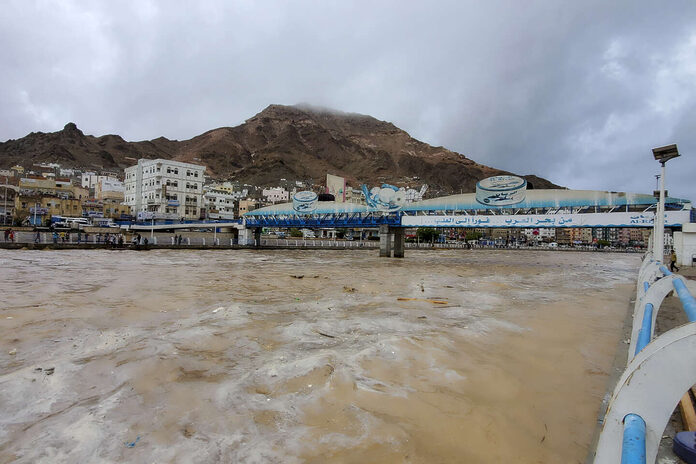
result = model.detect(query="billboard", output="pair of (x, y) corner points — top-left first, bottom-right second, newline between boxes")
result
(362, 184), (406, 212)
(401, 211), (690, 228)
(292, 191), (318, 213)
(326, 174), (345, 202)
(475, 176), (527, 206)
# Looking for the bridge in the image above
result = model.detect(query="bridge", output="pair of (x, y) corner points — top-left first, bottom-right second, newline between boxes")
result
(243, 186), (693, 257)
(125, 220), (244, 231)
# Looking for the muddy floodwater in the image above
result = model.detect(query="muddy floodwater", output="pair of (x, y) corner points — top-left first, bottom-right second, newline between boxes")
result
(0, 249), (640, 463)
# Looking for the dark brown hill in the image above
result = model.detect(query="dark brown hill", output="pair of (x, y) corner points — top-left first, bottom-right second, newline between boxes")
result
(0, 104), (559, 194)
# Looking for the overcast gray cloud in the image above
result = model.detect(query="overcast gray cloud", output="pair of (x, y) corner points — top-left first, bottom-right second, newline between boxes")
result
(1, 0), (695, 199)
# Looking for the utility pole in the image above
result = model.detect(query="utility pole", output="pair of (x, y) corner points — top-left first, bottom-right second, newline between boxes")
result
(3, 176), (7, 226)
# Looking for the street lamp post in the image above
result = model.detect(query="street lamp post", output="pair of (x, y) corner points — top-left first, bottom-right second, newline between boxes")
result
(651, 144), (680, 262)
(3, 176), (7, 226)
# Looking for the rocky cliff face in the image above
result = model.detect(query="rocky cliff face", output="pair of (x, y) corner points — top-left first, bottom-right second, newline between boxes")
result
(0, 104), (559, 193)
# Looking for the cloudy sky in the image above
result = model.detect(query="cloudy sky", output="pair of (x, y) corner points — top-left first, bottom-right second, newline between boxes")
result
(1, 0), (695, 199)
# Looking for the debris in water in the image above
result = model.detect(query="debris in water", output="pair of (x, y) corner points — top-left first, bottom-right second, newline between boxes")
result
(8, 349), (17, 355)
(343, 286), (356, 293)
(125, 436), (140, 448)
(397, 298), (448, 305)
(314, 330), (336, 339)
(44, 367), (55, 375)
(290, 275), (304, 279)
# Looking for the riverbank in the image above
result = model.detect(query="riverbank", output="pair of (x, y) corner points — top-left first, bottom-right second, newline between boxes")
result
(0, 241), (645, 253)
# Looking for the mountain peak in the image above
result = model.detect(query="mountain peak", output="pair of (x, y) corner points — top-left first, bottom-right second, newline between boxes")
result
(0, 106), (559, 193)
(62, 122), (84, 136)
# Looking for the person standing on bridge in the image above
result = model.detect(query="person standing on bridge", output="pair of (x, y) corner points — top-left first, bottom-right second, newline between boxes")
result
(670, 249), (680, 272)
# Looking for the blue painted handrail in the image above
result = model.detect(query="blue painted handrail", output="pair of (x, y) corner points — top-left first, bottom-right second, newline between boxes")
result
(660, 266), (696, 322)
(673, 279), (696, 322)
(635, 303), (654, 355)
(621, 414), (646, 464)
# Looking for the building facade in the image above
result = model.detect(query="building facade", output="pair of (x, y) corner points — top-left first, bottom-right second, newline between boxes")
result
(262, 187), (289, 204)
(124, 159), (205, 220)
(203, 187), (238, 220)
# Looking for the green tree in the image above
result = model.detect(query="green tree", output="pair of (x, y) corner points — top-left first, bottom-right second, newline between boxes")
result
(289, 228), (303, 238)
(417, 227), (439, 242)
(465, 231), (483, 241)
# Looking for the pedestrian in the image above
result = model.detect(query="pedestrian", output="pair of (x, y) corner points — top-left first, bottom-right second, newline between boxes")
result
(77, 230), (82, 244)
(3, 228), (9, 242)
(60, 231), (66, 243)
(35, 230), (41, 244)
(84, 232), (89, 243)
(178, 234), (183, 246)
(670, 249), (680, 273)
(52, 231), (58, 244)
(9, 229), (15, 242)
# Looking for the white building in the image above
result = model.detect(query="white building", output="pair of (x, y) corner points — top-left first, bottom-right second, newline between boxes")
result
(203, 187), (238, 219)
(59, 168), (79, 177)
(522, 228), (556, 242)
(262, 187), (289, 203)
(95, 177), (125, 201)
(124, 159), (206, 220)
(82, 173), (121, 191)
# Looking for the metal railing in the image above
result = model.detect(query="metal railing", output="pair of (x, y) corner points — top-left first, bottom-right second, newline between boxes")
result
(593, 252), (696, 463)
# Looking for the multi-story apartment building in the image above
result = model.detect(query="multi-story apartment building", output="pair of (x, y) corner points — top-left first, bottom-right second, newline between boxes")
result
(82, 173), (122, 193)
(95, 178), (125, 202)
(262, 187), (289, 204)
(203, 187), (238, 220)
(522, 227), (556, 243)
(237, 199), (259, 217)
(124, 159), (205, 220)
(568, 227), (593, 245)
(209, 182), (248, 199)
(555, 228), (572, 245)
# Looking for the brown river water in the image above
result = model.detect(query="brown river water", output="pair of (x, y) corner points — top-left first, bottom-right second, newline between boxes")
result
(0, 249), (639, 463)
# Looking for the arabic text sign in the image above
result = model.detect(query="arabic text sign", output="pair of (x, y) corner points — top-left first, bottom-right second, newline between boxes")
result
(401, 211), (689, 228)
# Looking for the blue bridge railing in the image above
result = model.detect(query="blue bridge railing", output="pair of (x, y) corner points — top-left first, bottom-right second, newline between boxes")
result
(594, 254), (696, 463)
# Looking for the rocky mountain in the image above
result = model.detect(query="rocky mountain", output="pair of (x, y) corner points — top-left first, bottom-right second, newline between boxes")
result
(0, 104), (559, 194)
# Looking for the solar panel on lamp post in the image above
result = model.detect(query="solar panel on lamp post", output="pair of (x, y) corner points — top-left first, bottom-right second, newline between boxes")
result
(651, 144), (680, 262)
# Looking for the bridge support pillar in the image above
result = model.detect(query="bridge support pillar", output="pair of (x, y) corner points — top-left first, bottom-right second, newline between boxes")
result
(254, 228), (261, 247)
(379, 224), (392, 257)
(393, 227), (405, 258)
